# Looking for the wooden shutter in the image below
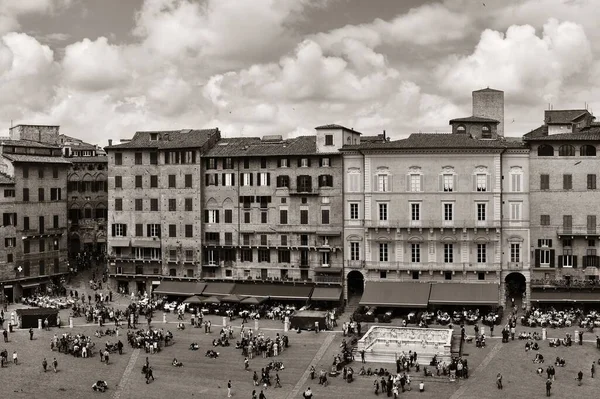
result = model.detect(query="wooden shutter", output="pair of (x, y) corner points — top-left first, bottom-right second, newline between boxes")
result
(537, 239), (542, 247)
(147, 224), (151, 237)
(548, 239), (553, 248)
(204, 210), (209, 223)
(472, 175), (477, 191)
(319, 158), (322, 167)
(307, 158), (311, 167)
(406, 176), (411, 192)
(297, 158), (302, 167)
(583, 256), (588, 268)
(420, 175), (424, 192)
(557, 255), (563, 268)
(205, 174), (209, 186)
(216, 211), (220, 224)
(453, 175), (458, 192)
(267, 173), (271, 186)
(573, 256), (577, 269)
(277, 159), (281, 167)
(231, 174), (235, 186)
(122, 225), (127, 236)
(240, 174), (245, 187)
(549, 249), (555, 267)
(111, 224), (116, 237)
(250, 173), (254, 186)
(534, 249), (540, 267)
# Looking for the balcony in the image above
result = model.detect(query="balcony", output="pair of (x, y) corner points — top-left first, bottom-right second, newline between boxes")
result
(531, 278), (600, 289)
(557, 225), (600, 237)
(504, 262), (525, 271)
(288, 187), (318, 195)
(313, 275), (343, 284)
(345, 260), (365, 269)
(364, 261), (501, 272)
(363, 219), (501, 230)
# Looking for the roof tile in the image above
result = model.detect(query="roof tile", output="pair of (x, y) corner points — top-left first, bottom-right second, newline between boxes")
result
(205, 136), (319, 157)
(342, 133), (524, 151)
(2, 154), (72, 164)
(106, 129), (220, 150)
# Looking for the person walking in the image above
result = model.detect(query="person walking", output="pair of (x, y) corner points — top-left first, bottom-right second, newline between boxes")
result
(546, 378), (552, 396)
(275, 373), (281, 388)
(3, 329), (7, 343)
(52, 357), (58, 373)
(592, 363), (595, 378)
(244, 357), (249, 371)
(577, 370), (583, 386)
(496, 373), (503, 389)
(145, 366), (154, 384)
(42, 358), (48, 372)
(29, 328), (34, 340)
(227, 380), (232, 397)
(259, 390), (266, 399)
(360, 349), (365, 363)
(12, 350), (17, 365)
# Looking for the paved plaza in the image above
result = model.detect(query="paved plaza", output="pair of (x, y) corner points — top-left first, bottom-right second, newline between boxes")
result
(2, 299), (600, 399)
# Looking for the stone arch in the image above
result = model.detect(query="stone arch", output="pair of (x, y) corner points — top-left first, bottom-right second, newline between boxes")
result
(346, 234), (363, 241)
(205, 197), (218, 207)
(68, 173), (80, 181)
(407, 235), (424, 242)
(95, 203), (107, 219)
(537, 144), (554, 156)
(222, 197), (234, 207)
(347, 270), (364, 296)
(82, 173), (93, 182)
(505, 272), (526, 300)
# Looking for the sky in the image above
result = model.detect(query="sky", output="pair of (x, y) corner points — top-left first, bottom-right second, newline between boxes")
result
(0, 0), (598, 145)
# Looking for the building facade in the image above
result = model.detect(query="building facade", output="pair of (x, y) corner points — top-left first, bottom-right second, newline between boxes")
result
(200, 127), (348, 286)
(60, 134), (108, 257)
(525, 110), (600, 304)
(341, 89), (530, 305)
(0, 125), (70, 302)
(105, 129), (221, 295)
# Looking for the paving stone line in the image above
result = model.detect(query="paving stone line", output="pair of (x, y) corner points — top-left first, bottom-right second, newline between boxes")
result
(113, 348), (140, 399)
(449, 341), (503, 399)
(286, 332), (336, 399)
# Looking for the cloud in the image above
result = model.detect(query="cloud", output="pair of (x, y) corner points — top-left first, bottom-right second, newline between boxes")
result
(435, 19), (593, 104)
(0, 0), (73, 34)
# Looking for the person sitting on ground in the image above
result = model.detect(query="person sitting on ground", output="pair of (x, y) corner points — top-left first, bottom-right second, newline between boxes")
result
(366, 367), (373, 376)
(525, 341), (531, 351)
(555, 357), (566, 367)
(532, 342), (539, 351)
(533, 353), (544, 363)
(92, 380), (108, 392)
(549, 338), (560, 348)
(205, 349), (219, 358)
(189, 343), (199, 351)
(177, 323), (185, 331)
(359, 366), (366, 375)
(533, 332), (541, 340)
(172, 358), (183, 367)
(536, 367), (544, 375)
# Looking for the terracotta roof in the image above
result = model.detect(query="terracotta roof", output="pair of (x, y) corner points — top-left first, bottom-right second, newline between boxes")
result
(524, 129), (600, 141)
(59, 134), (97, 150)
(315, 124), (363, 134)
(342, 133), (525, 151)
(361, 134), (387, 143)
(106, 129), (220, 150)
(69, 156), (108, 163)
(2, 154), (72, 164)
(0, 172), (14, 185)
(523, 125), (547, 139)
(0, 139), (59, 148)
(544, 109), (591, 124)
(473, 87), (503, 93)
(449, 116), (500, 124)
(206, 136), (319, 157)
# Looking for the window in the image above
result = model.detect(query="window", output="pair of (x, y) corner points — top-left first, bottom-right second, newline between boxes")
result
(169, 251), (177, 262)
(409, 174), (422, 192)
(477, 243), (487, 263)
(377, 174), (390, 192)
(169, 224), (177, 238)
(379, 271), (387, 279)
(481, 125), (492, 138)
(221, 173), (234, 186)
(563, 215), (572, 232)
(206, 158), (217, 169)
(114, 175), (122, 188)
(318, 175), (333, 187)
(4, 189), (14, 198)
(185, 224), (193, 238)
(562, 249), (573, 267)
(537, 144), (554, 156)
(580, 145), (596, 156)
(183, 174), (192, 188)
(379, 243), (389, 262)
(135, 199), (143, 211)
(300, 209), (308, 224)
(38, 168), (44, 178)
(23, 216), (29, 230)
(325, 134), (333, 145)
(112, 223), (126, 237)
(563, 174), (572, 190)
(206, 210), (219, 224)
(261, 211), (268, 224)
(349, 203), (359, 220)
(23, 240), (30, 254)
(115, 198), (123, 211)
(540, 174), (549, 190)
(412, 271), (420, 280)
(444, 243), (454, 263)
(477, 203), (486, 221)
(149, 152), (158, 164)
(244, 211), (250, 223)
(280, 235), (287, 246)
(588, 174), (597, 190)
(135, 152), (142, 164)
(299, 158), (309, 167)
(257, 249), (270, 263)
(510, 243), (520, 263)
(135, 223), (143, 236)
(456, 125), (466, 133)
(168, 175), (176, 188)
(257, 172), (270, 186)
(540, 215), (550, 225)
(260, 158), (267, 169)
(23, 188), (29, 202)
(4, 237), (15, 247)
(588, 215), (597, 233)
(241, 173), (253, 186)
(38, 188), (44, 201)
(297, 175), (312, 192)
(168, 198), (176, 212)
(50, 188), (61, 201)
(442, 174), (454, 192)
(53, 215), (59, 229)
(443, 203), (454, 221)
(280, 209), (288, 224)
(114, 153), (122, 165)
(22, 166), (29, 178)
(478, 272), (485, 281)
(411, 243), (421, 263)
(378, 203), (388, 221)
(559, 144), (575, 156)
(183, 198), (192, 212)
(150, 198), (158, 211)
(476, 174), (487, 192)
(135, 175), (142, 188)
(348, 169), (361, 192)
(509, 202), (522, 221)
(52, 167), (58, 178)
(350, 242), (360, 261)
(150, 175), (158, 188)
(321, 209), (330, 224)
(320, 157), (331, 167)
(148, 224), (160, 237)
(410, 203), (420, 222)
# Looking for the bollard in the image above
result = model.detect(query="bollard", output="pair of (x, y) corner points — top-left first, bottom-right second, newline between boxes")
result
(542, 328), (547, 340)
(222, 317), (227, 328)
(284, 320), (289, 332)
(69, 317), (73, 329)
(163, 313), (166, 324)
(254, 319), (259, 332)
(38, 318), (42, 330)
(315, 321), (319, 334)
(480, 326), (485, 337)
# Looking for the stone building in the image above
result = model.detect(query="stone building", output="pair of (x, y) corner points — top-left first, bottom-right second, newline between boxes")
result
(524, 109), (600, 304)
(105, 129), (221, 295)
(200, 127), (347, 287)
(0, 125), (70, 302)
(341, 89), (530, 306)
(59, 134), (108, 257)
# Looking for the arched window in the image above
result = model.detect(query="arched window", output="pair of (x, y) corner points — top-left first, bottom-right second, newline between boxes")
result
(580, 145), (596, 156)
(537, 144), (554, 156)
(456, 125), (466, 134)
(481, 125), (492, 138)
(558, 144), (575, 156)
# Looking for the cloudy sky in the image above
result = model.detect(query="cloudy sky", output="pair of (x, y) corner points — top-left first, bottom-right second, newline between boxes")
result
(0, 0), (597, 144)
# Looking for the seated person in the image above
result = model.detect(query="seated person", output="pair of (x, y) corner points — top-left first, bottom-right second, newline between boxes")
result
(532, 342), (539, 351)
(205, 349), (219, 358)
(172, 358), (183, 367)
(189, 343), (199, 351)
(366, 367), (373, 376)
(430, 355), (438, 366)
(536, 367), (544, 375)
(533, 353), (544, 363)
(177, 323), (185, 330)
(533, 332), (541, 340)
(525, 341), (531, 351)
(423, 367), (433, 377)
(556, 358), (566, 367)
(212, 339), (219, 347)
(549, 338), (560, 348)
(359, 366), (366, 375)
(92, 380), (108, 392)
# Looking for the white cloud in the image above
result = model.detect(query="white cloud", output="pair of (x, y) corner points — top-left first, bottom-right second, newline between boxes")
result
(0, 0), (73, 34)
(435, 19), (593, 104)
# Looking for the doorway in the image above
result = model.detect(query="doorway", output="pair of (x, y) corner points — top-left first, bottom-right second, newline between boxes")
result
(347, 270), (365, 296)
(505, 272), (526, 300)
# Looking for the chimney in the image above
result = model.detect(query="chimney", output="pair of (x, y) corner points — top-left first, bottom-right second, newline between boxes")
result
(108, 139), (113, 146)
(383, 130), (386, 141)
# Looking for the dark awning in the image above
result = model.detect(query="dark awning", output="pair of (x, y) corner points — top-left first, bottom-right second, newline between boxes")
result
(313, 267), (342, 273)
(20, 280), (49, 289)
(530, 291), (572, 303)
(311, 287), (342, 301)
(232, 283), (313, 300)
(570, 292), (600, 302)
(202, 282), (235, 296)
(153, 281), (205, 296)
(360, 282), (431, 308)
(429, 283), (499, 306)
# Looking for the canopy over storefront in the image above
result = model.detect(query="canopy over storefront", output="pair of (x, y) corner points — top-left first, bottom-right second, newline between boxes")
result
(310, 287), (342, 301)
(232, 283), (313, 300)
(428, 283), (499, 306)
(360, 282), (431, 308)
(153, 281), (205, 296)
(202, 282), (235, 296)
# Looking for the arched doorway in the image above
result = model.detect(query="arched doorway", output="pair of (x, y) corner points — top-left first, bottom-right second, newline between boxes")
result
(70, 235), (81, 257)
(505, 272), (526, 300)
(347, 270), (364, 296)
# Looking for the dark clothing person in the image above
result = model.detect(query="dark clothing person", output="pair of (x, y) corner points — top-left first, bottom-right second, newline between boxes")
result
(546, 379), (552, 396)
